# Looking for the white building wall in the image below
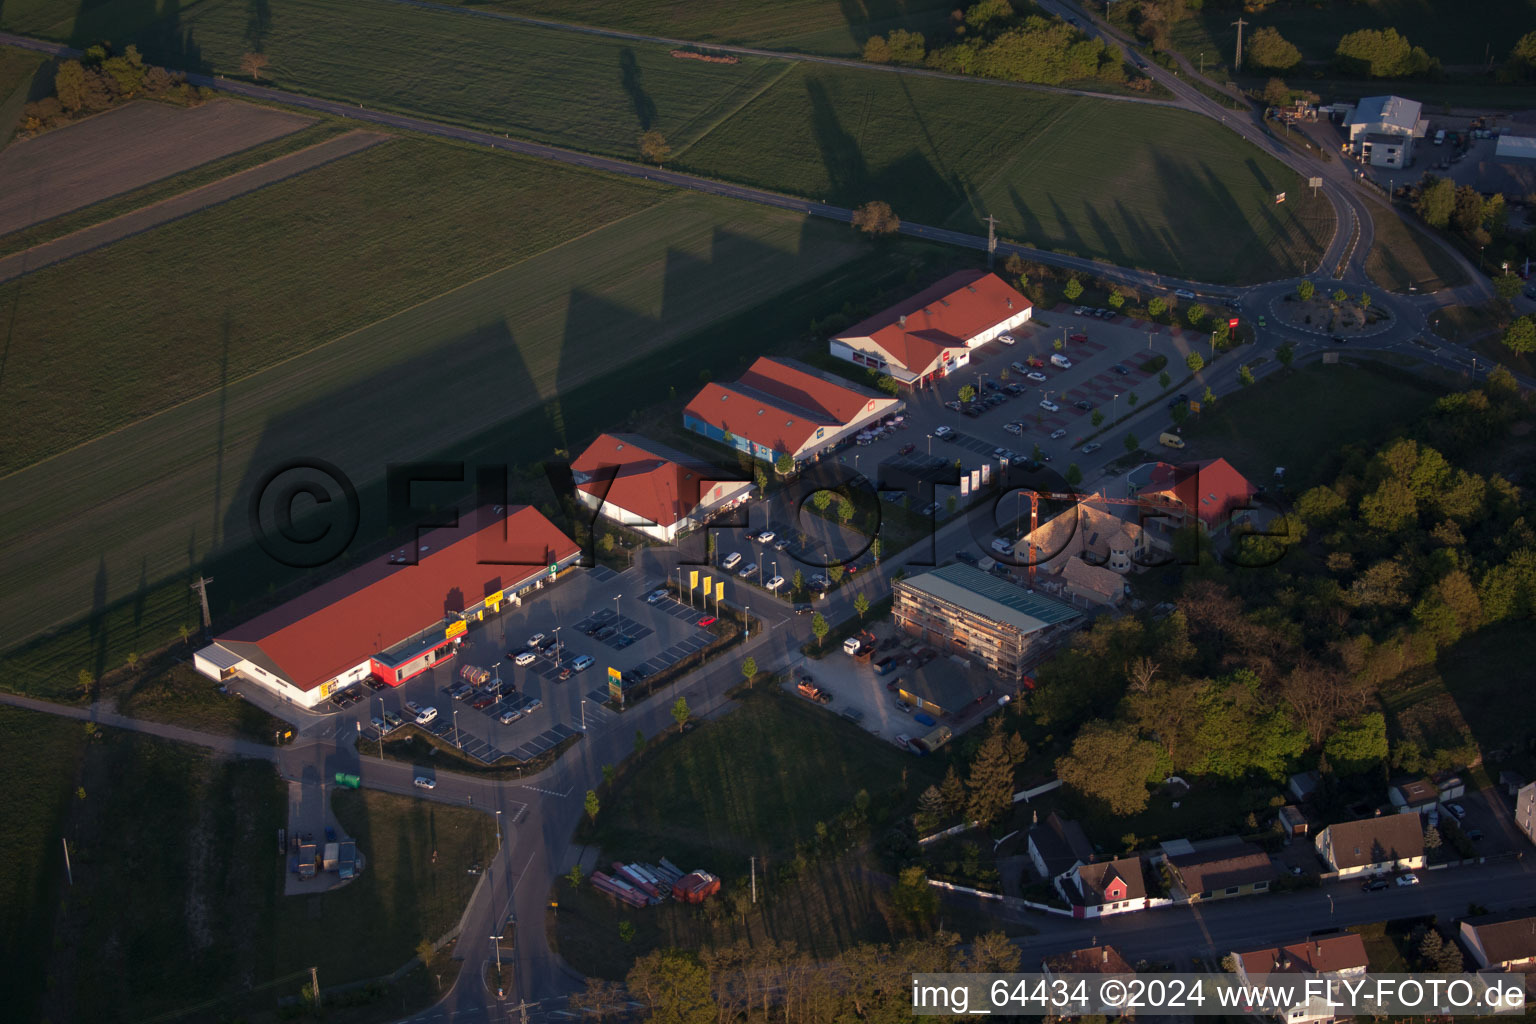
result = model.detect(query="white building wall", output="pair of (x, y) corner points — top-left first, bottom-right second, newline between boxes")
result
(963, 307), (1034, 347)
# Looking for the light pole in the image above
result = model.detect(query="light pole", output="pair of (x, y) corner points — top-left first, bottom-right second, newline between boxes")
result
(490, 933), (504, 997)
(376, 696), (385, 757)
(613, 593), (619, 625)
(744, 604), (751, 639)
(1113, 392), (1119, 423)
(927, 433), (933, 456)
(495, 809), (502, 849)
(581, 698), (587, 731)
(453, 709), (460, 749)
(553, 625), (562, 666)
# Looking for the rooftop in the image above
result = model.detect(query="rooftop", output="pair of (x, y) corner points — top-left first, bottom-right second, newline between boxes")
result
(896, 656), (997, 714)
(897, 563), (1079, 635)
(1028, 812), (1094, 879)
(1236, 933), (1370, 975)
(1322, 813), (1425, 870)
(1463, 909), (1536, 966)
(572, 433), (743, 528)
(1073, 856), (1147, 906)
(1349, 95), (1421, 133)
(835, 270), (1031, 372)
(684, 357), (896, 455)
(1043, 946), (1134, 975)
(1167, 841), (1276, 894)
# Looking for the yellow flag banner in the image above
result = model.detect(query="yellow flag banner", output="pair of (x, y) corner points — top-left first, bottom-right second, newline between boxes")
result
(689, 570), (699, 590)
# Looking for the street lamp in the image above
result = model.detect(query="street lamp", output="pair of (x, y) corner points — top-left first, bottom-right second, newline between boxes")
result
(490, 933), (504, 994)
(744, 604), (751, 639)
(453, 709), (460, 749)
(927, 433), (933, 456)
(495, 809), (502, 849)
(1113, 393), (1119, 423)
(581, 698), (587, 731)
(553, 625), (562, 666)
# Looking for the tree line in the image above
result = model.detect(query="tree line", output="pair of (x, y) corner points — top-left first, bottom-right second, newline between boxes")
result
(863, 0), (1134, 90)
(1038, 371), (1534, 816)
(20, 43), (211, 137)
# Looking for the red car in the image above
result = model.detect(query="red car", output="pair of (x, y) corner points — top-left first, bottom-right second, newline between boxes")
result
(844, 563), (859, 575)
(1069, 333), (1088, 343)
(471, 694), (497, 709)
(898, 443), (916, 455)
(1026, 355), (1044, 367)
(697, 616), (717, 627)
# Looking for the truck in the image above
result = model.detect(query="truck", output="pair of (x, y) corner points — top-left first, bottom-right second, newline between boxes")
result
(910, 725), (953, 755)
(797, 677), (832, 704)
(323, 842), (340, 872)
(297, 842), (317, 880)
(458, 664), (490, 686)
(873, 656), (899, 676)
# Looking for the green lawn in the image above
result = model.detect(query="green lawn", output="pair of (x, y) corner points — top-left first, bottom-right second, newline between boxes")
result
(1163, 0), (1536, 68)
(1419, 622), (1536, 775)
(585, 687), (931, 871)
(1365, 205), (1471, 294)
(111, 660), (290, 742)
(0, 43), (45, 101)
(1350, 920), (1415, 972)
(439, 0), (960, 57)
(0, 0), (190, 41)
(0, 117), (353, 258)
(0, 706), (89, 1024)
(1177, 361), (1446, 488)
(676, 63), (1333, 283)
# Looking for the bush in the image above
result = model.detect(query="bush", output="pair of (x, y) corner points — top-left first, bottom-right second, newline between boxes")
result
(1140, 354), (1168, 373)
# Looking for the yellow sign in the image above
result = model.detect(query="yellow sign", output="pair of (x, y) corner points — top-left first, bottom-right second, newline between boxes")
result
(320, 679), (337, 698)
(486, 589), (504, 608)
(689, 570), (699, 590)
(1189, 400), (1202, 414)
(608, 666), (621, 683)
(715, 580), (725, 601)
(445, 620), (467, 639)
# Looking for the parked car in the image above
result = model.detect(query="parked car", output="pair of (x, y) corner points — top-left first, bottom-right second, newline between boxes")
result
(525, 697), (543, 713)
(1467, 828), (1484, 840)
(945, 400), (962, 412)
(1361, 878), (1389, 892)
(722, 551), (742, 570)
(1004, 421), (1024, 435)
(1039, 399), (1060, 412)
(737, 562), (757, 579)
(536, 634), (558, 650)
(758, 531), (776, 544)
(1257, 315), (1267, 327)
(898, 442), (916, 455)
(452, 684), (474, 701)
(1395, 873), (1420, 886)
(571, 654), (595, 672)
(415, 707), (438, 726)
(697, 615), (717, 627)
(1004, 383), (1023, 395)
(365, 675), (388, 691)
(766, 575), (785, 591)
(1112, 365), (1129, 375)
(1081, 442), (1103, 454)
(1448, 803), (1467, 820)
(1050, 427), (1067, 439)
(774, 537), (791, 551)
(1069, 333), (1088, 343)
(414, 776), (436, 790)
(793, 602), (813, 614)
(512, 650), (537, 666)
(499, 708), (523, 725)
(527, 632), (546, 648)
(895, 700), (913, 714)
(645, 588), (668, 604)
(472, 694), (497, 710)
(1074, 400), (1093, 410)
(997, 332), (1017, 345)
(933, 425), (954, 438)
(895, 734), (913, 750)
(1026, 371), (1048, 383)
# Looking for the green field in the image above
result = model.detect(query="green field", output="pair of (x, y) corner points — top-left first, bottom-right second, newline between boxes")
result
(1178, 360), (1445, 487)
(1163, 0), (1536, 69)
(1366, 204), (1471, 294)
(444, 0), (959, 56)
(0, 44), (46, 100)
(678, 63), (1332, 282)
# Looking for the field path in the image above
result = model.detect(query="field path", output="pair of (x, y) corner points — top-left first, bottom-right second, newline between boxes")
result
(0, 129), (390, 284)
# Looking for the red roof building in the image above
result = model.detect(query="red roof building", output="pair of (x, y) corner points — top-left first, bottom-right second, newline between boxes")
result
(571, 433), (752, 543)
(683, 357), (903, 466)
(1136, 458), (1256, 534)
(829, 270), (1032, 387)
(194, 506), (579, 707)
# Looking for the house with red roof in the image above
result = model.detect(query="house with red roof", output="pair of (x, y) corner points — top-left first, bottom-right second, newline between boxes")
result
(193, 506), (579, 708)
(682, 356), (903, 467)
(829, 270), (1032, 388)
(1062, 855), (1149, 918)
(571, 433), (753, 543)
(1133, 457), (1256, 536)
(1231, 933), (1371, 1023)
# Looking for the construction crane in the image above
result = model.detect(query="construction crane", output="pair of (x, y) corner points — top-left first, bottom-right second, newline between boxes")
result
(1006, 488), (1182, 583)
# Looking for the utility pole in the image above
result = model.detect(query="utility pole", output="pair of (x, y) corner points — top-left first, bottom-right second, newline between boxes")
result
(191, 576), (213, 635)
(984, 213), (1000, 268)
(751, 856), (756, 904)
(309, 966), (320, 1008)
(1232, 17), (1247, 73)
(62, 837), (73, 886)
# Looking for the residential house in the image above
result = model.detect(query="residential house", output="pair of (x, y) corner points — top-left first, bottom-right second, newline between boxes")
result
(1388, 777), (1440, 813)
(1314, 814), (1425, 877)
(1063, 855), (1148, 919)
(1343, 95), (1426, 168)
(1497, 771), (1525, 798)
(1026, 811), (1093, 880)
(1288, 771), (1322, 803)
(1232, 933), (1371, 1024)
(1277, 805), (1309, 839)
(1132, 458), (1257, 537)
(571, 433), (752, 543)
(829, 270), (1032, 388)
(1011, 494), (1170, 608)
(1043, 946), (1136, 1017)
(1460, 910), (1536, 970)
(1164, 840), (1277, 902)
(1516, 782), (1536, 847)
(682, 356), (903, 468)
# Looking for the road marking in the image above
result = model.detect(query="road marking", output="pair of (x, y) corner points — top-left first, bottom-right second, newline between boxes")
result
(518, 783), (571, 797)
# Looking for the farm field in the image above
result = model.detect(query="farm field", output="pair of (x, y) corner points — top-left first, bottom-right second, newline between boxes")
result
(678, 63), (1333, 282)
(0, 141), (871, 666)
(1177, 360), (1446, 488)
(1162, 0), (1536, 68)
(0, 98), (313, 234)
(0, 43), (45, 101)
(1366, 205), (1471, 294)
(147, 0), (793, 156)
(0, 0), (190, 42)
(440, 0), (959, 56)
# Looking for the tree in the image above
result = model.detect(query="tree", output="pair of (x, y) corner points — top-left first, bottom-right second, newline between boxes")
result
(54, 59), (86, 112)
(741, 656), (757, 685)
(626, 949), (715, 1024)
(1423, 824), (1442, 850)
(1324, 712), (1389, 775)
(1064, 278), (1084, 301)
(852, 200), (900, 236)
(567, 863), (585, 888)
(671, 696), (691, 732)
(1202, 385), (1216, 405)
(754, 464), (768, 497)
(1123, 432), (1139, 453)
(1262, 77), (1292, 107)
(885, 28), (927, 64)
(1512, 30), (1536, 70)
(854, 592), (870, 621)
(239, 51), (270, 79)
(638, 129), (670, 166)
(811, 612), (829, 649)
(1247, 26), (1301, 71)
(416, 938), (435, 967)
(125, 651), (140, 671)
(1186, 351), (1205, 373)
(1504, 316), (1536, 354)
(1495, 273), (1524, 301)
(876, 374), (901, 396)
(1335, 28), (1435, 78)
(1108, 291), (1125, 309)
(1065, 463), (1083, 486)
(813, 489), (833, 512)
(1277, 341), (1295, 366)
(792, 568), (805, 593)
(1158, 369), (1171, 390)
(77, 668), (94, 693)
(965, 730), (1015, 828)
(1056, 722), (1164, 815)
(829, 564), (845, 584)
(1186, 303), (1208, 327)
(1415, 176), (1455, 228)
(938, 765), (966, 817)
(601, 763), (616, 785)
(635, 728), (647, 756)
(584, 789), (600, 822)
(570, 978), (624, 1023)
(775, 451), (795, 475)
(1297, 279), (1315, 301)
(1238, 365), (1255, 386)
(1127, 391), (1140, 408)
(1148, 297), (1166, 318)
(863, 34), (893, 63)
(890, 866), (939, 928)
(958, 383), (977, 404)
(1091, 409), (1105, 428)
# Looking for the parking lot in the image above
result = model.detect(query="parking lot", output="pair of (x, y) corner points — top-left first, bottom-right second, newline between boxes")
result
(359, 564), (722, 764)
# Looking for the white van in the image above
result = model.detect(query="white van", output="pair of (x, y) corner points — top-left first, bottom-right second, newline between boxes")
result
(1050, 353), (1073, 369)
(722, 551), (742, 570)
(1434, 129), (1446, 146)
(1159, 432), (1186, 449)
(571, 654), (595, 673)
(415, 706), (438, 726)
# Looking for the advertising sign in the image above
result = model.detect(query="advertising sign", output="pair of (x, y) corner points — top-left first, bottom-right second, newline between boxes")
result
(445, 620), (467, 639)
(1228, 317), (1239, 331)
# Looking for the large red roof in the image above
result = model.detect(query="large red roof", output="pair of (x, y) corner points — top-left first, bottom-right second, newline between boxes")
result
(835, 270), (1031, 372)
(738, 357), (885, 424)
(684, 358), (892, 455)
(220, 506), (577, 690)
(1140, 458), (1255, 530)
(572, 433), (740, 528)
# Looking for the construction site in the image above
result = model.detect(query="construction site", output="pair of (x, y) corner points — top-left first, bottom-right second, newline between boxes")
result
(590, 858), (721, 908)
